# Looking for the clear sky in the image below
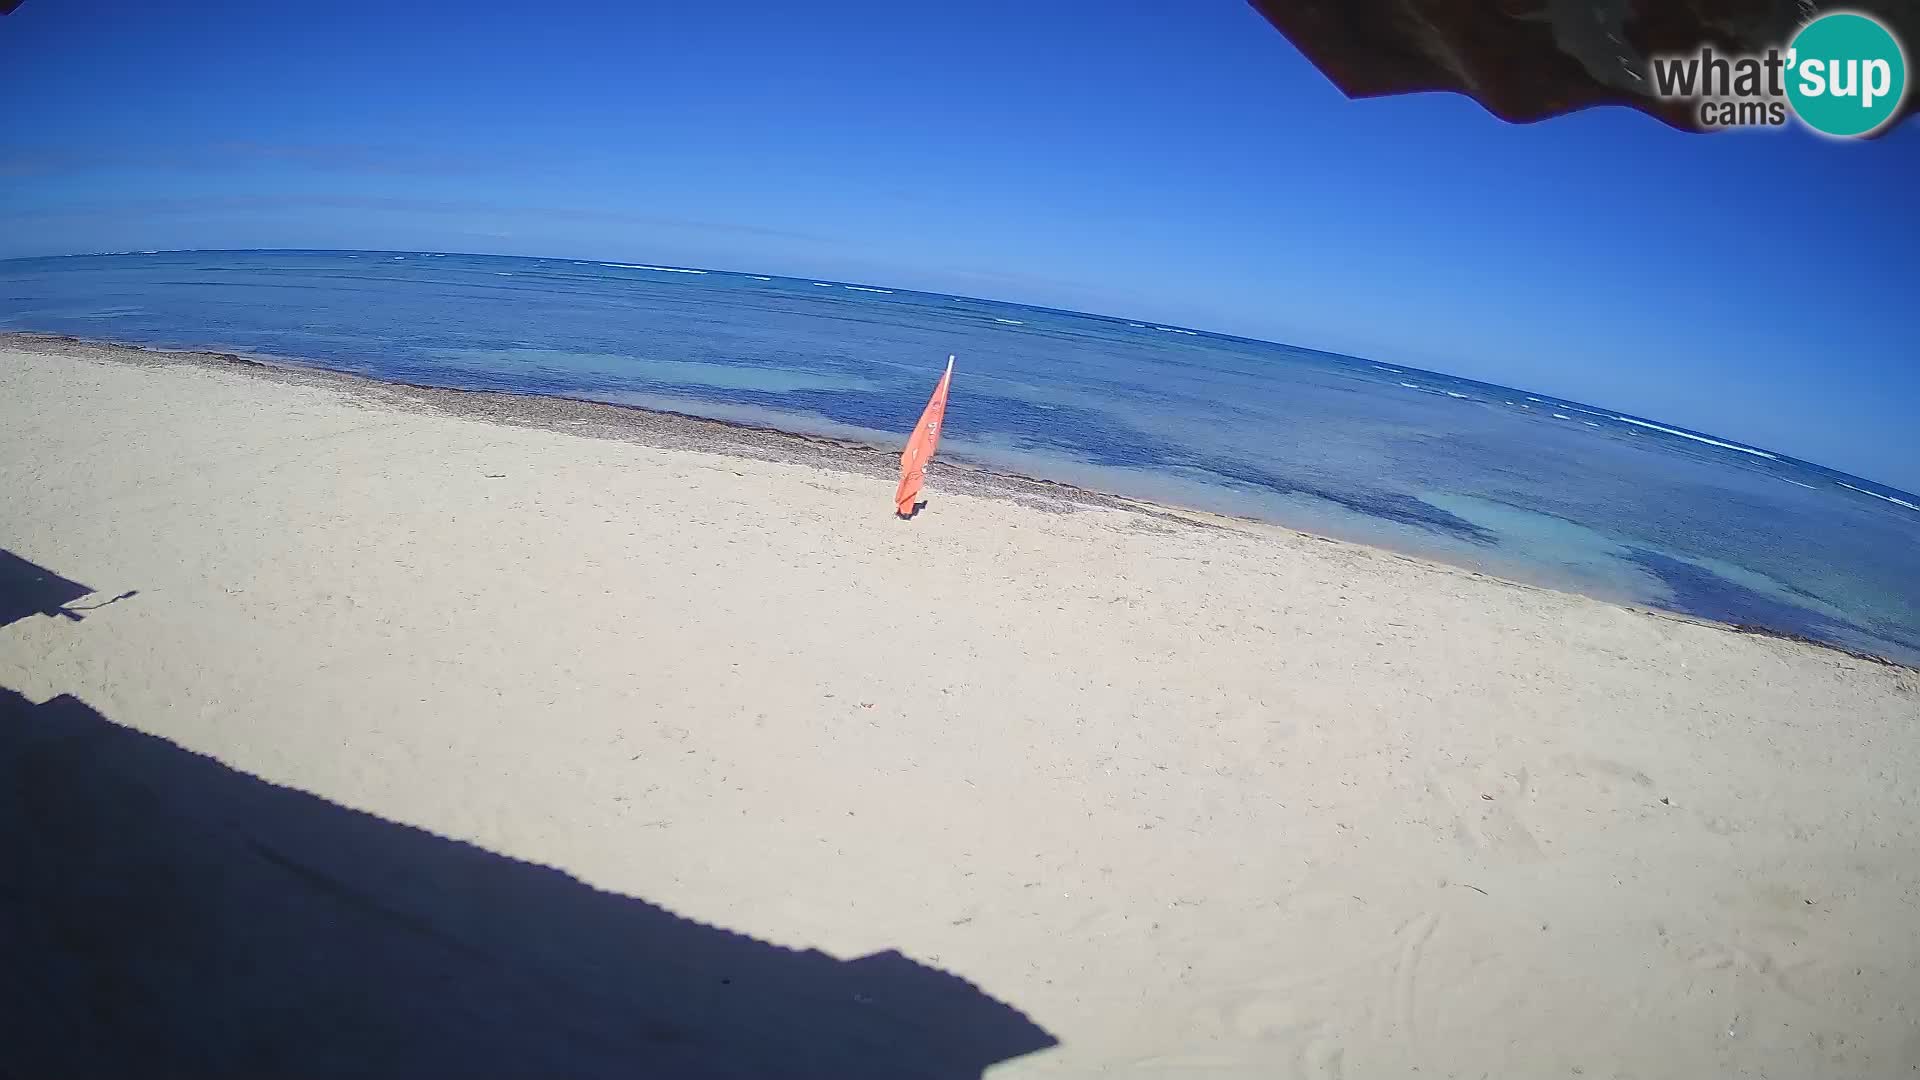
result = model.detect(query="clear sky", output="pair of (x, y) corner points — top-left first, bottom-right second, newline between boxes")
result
(3, 0), (1915, 489)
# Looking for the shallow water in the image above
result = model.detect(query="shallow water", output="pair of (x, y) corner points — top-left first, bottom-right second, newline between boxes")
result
(5, 249), (1917, 663)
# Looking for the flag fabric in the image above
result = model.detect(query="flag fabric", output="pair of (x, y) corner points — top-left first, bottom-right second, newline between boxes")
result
(895, 356), (954, 517)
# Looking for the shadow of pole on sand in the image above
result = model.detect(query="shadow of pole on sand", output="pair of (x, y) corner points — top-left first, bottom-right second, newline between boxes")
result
(0, 688), (1056, 1078)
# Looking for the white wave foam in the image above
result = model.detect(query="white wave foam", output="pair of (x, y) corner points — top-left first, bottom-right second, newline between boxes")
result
(1154, 326), (1198, 335)
(1781, 478), (1817, 489)
(750, 276), (772, 281)
(1553, 413), (1572, 420)
(1445, 391), (1469, 399)
(604, 263), (707, 274)
(1128, 323), (1147, 328)
(1374, 365), (1402, 373)
(495, 272), (513, 276)
(1612, 417), (1777, 459)
(843, 285), (892, 294)
(1585, 421), (1600, 427)
(994, 318), (1024, 325)
(812, 283), (834, 287)
(1398, 382), (1420, 389)
(1838, 482), (1920, 511)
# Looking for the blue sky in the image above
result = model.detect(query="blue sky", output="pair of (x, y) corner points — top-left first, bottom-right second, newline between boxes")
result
(3, 0), (1915, 488)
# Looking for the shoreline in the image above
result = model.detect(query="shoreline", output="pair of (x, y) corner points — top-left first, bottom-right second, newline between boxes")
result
(6, 329), (1908, 671)
(0, 330), (1230, 524)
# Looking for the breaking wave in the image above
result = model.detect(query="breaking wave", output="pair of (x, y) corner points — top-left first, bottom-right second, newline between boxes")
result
(1613, 417), (1777, 459)
(1838, 482), (1920, 512)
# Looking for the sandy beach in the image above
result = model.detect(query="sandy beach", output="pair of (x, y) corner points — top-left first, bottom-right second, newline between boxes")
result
(4, 336), (1917, 1077)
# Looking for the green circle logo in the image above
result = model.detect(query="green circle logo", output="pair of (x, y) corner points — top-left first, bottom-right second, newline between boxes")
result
(1786, 12), (1908, 137)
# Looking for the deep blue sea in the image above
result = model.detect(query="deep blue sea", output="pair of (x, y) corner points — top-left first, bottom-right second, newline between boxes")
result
(5, 249), (1917, 664)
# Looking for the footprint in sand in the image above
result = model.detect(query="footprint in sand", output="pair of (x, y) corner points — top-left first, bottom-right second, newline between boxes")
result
(1373, 912), (1439, 1052)
(1427, 765), (1544, 861)
(1552, 753), (1655, 792)
(1302, 1033), (1346, 1079)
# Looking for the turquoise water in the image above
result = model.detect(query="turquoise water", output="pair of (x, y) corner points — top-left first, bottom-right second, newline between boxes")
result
(4, 248), (1917, 663)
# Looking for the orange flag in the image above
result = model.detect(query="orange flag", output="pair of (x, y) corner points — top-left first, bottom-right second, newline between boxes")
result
(895, 355), (954, 517)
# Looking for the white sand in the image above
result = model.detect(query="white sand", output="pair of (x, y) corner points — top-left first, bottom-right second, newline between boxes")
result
(4, 342), (1918, 1077)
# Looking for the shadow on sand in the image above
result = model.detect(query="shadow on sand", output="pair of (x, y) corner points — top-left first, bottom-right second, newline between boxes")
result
(0, 548), (96, 628)
(0, 688), (1056, 1078)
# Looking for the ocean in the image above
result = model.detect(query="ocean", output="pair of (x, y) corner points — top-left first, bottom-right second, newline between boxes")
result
(5, 248), (1917, 665)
